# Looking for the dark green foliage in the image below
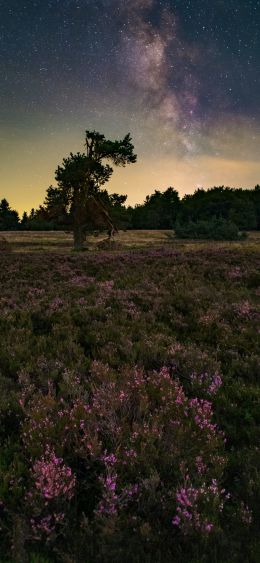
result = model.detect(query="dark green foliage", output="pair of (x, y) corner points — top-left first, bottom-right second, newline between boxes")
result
(2, 184), (260, 234)
(25, 207), (57, 231)
(0, 199), (19, 231)
(175, 217), (247, 240)
(131, 187), (180, 229)
(178, 186), (258, 231)
(251, 185), (260, 229)
(52, 130), (136, 248)
(98, 190), (131, 229)
(20, 212), (29, 230)
(128, 185), (260, 232)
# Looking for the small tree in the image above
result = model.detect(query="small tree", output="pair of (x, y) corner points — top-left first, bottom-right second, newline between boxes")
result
(53, 130), (137, 249)
(20, 211), (29, 230)
(0, 199), (19, 231)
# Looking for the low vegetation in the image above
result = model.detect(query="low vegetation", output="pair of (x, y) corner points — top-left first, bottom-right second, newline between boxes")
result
(174, 218), (247, 240)
(0, 241), (259, 561)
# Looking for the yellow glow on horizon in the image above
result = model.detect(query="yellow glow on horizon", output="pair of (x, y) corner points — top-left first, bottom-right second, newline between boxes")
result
(109, 155), (260, 206)
(1, 128), (260, 216)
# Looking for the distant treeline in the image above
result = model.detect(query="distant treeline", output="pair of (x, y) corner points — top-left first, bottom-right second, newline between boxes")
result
(1, 185), (260, 232)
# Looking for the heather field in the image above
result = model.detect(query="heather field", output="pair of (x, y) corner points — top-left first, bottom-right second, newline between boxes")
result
(0, 236), (260, 562)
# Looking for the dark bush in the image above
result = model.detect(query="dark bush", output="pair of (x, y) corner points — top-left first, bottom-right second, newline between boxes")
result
(175, 218), (247, 240)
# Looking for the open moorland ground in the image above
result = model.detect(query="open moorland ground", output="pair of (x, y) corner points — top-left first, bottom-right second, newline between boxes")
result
(0, 232), (259, 562)
(1, 229), (260, 253)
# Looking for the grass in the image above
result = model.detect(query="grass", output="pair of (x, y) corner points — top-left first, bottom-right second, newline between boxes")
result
(1, 229), (260, 253)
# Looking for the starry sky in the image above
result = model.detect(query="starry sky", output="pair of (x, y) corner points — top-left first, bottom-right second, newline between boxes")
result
(1, 0), (260, 214)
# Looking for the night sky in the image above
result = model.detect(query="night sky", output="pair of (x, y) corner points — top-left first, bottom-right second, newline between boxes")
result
(1, 0), (260, 214)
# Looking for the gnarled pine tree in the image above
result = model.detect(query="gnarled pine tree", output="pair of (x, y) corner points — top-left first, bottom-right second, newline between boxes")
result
(53, 130), (136, 249)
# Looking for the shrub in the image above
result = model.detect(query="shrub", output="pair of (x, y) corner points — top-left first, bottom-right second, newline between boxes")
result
(174, 218), (247, 240)
(11, 365), (227, 561)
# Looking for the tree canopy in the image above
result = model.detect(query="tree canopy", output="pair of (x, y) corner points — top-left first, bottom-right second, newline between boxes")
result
(51, 130), (136, 248)
(2, 184), (260, 235)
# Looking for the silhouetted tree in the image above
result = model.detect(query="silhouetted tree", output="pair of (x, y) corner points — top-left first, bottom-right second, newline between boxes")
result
(178, 186), (258, 230)
(43, 185), (69, 229)
(53, 130), (137, 249)
(251, 185), (260, 229)
(0, 199), (19, 230)
(20, 211), (29, 230)
(131, 187), (180, 229)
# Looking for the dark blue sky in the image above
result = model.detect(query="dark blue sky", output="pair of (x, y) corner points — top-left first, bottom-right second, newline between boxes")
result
(1, 0), (260, 212)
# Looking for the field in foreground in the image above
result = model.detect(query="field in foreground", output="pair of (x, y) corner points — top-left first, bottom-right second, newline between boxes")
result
(0, 241), (259, 562)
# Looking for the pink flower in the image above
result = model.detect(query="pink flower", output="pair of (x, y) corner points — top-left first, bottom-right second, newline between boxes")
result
(32, 448), (75, 501)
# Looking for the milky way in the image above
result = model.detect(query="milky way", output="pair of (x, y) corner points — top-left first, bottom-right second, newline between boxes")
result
(118, 0), (200, 154)
(0, 0), (260, 212)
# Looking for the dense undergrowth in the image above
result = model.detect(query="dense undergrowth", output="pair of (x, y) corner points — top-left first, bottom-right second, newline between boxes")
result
(0, 246), (259, 562)
(174, 218), (247, 240)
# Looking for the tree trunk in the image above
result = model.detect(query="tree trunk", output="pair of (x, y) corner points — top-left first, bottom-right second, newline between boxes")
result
(73, 225), (85, 250)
